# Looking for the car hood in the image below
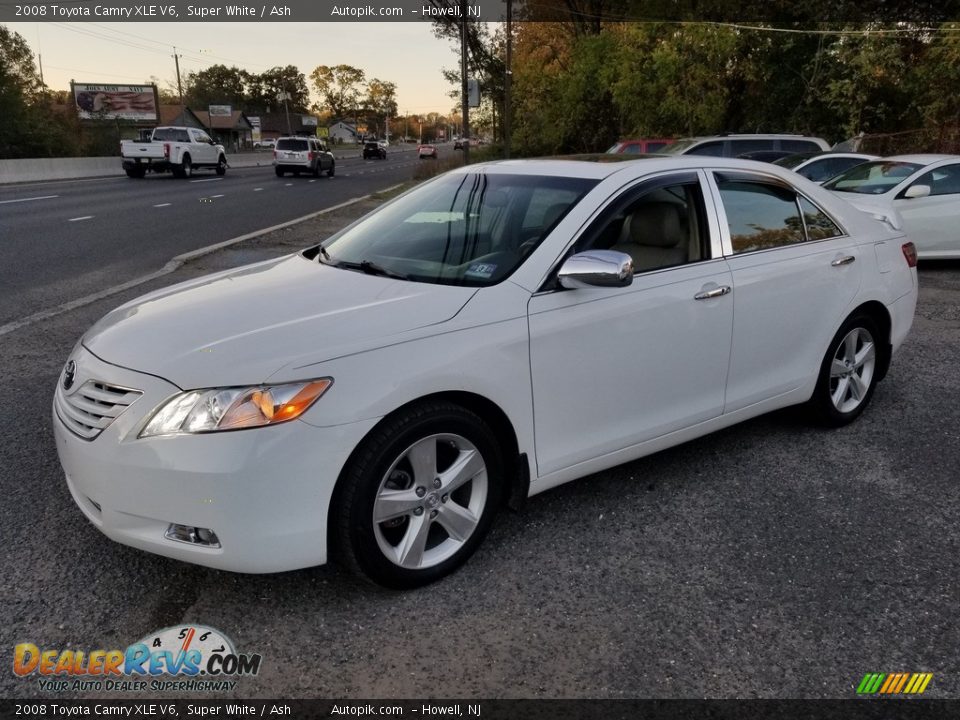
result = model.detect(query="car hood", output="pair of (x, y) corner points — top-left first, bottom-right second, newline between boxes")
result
(83, 254), (477, 389)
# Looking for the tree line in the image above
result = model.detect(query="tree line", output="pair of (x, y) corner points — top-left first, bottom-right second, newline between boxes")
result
(429, 1), (960, 155)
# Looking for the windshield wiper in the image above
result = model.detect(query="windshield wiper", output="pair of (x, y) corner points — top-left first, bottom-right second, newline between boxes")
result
(335, 259), (409, 280)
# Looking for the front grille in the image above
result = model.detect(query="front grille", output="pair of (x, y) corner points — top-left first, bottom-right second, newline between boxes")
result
(55, 379), (143, 440)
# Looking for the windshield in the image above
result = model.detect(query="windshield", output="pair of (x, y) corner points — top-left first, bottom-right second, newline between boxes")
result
(277, 139), (308, 151)
(823, 161), (921, 194)
(774, 153), (817, 169)
(659, 138), (699, 154)
(312, 172), (597, 286)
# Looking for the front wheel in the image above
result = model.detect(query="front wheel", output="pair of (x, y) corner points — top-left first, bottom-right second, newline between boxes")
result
(216, 155), (227, 176)
(327, 161), (335, 178)
(809, 314), (880, 426)
(333, 402), (503, 588)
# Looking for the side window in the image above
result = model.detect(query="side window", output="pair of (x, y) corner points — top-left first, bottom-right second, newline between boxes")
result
(687, 141), (725, 157)
(799, 198), (843, 240)
(782, 139), (822, 153)
(576, 177), (709, 273)
(646, 141), (669, 153)
(194, 131), (212, 144)
(911, 164), (960, 196)
(730, 139), (775, 155)
(717, 178), (805, 253)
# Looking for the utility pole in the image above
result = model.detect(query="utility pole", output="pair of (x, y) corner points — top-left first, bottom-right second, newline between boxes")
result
(172, 46), (184, 110)
(460, 8), (470, 164)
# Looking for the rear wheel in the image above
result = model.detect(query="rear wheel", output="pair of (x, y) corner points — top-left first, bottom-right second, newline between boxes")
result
(172, 155), (192, 179)
(333, 402), (503, 588)
(275, 167), (284, 177)
(327, 161), (336, 178)
(809, 313), (880, 426)
(125, 167), (145, 179)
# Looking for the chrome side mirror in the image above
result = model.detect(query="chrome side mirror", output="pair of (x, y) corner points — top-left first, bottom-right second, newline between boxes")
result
(904, 184), (931, 199)
(558, 250), (633, 289)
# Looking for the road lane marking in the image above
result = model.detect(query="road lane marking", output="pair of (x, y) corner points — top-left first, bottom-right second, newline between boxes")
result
(0, 194), (59, 205)
(154, 203), (171, 208)
(211, 194), (225, 198)
(189, 178), (223, 183)
(285, 183), (293, 187)
(0, 187), (404, 338)
(253, 188), (263, 192)
(68, 216), (93, 222)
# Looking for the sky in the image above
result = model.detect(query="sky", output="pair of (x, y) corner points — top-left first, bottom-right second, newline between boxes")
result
(4, 22), (461, 115)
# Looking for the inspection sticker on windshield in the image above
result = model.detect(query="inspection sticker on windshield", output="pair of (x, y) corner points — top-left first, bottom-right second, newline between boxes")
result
(465, 263), (497, 279)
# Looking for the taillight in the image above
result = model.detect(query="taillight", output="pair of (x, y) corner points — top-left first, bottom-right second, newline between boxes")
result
(163, 142), (170, 159)
(307, 151), (314, 161)
(902, 242), (918, 268)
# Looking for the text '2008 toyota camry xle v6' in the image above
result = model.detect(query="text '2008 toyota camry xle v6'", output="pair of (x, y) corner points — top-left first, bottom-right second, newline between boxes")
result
(53, 157), (918, 588)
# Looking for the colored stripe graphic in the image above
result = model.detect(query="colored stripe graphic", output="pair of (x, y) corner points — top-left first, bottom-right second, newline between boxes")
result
(857, 672), (932, 694)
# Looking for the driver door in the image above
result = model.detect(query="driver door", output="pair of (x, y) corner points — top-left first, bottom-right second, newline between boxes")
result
(527, 172), (733, 477)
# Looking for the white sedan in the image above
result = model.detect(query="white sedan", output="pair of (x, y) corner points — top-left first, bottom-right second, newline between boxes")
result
(824, 154), (960, 258)
(775, 152), (878, 184)
(53, 157), (918, 588)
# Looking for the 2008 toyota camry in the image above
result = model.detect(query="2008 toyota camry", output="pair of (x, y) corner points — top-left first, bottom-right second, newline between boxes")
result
(53, 157), (918, 588)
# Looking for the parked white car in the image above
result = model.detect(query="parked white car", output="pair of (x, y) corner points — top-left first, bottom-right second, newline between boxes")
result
(53, 157), (918, 588)
(823, 154), (960, 258)
(775, 152), (879, 184)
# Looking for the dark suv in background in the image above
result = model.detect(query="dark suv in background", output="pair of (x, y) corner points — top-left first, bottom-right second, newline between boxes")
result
(363, 140), (387, 160)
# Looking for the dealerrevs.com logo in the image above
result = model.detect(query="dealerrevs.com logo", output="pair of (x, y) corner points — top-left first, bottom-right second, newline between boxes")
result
(856, 672), (934, 695)
(14, 625), (262, 693)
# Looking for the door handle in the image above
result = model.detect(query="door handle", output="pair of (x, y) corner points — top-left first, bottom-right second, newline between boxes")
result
(694, 286), (731, 300)
(831, 255), (856, 266)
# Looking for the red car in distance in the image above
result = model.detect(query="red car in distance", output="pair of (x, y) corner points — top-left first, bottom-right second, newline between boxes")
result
(606, 138), (674, 154)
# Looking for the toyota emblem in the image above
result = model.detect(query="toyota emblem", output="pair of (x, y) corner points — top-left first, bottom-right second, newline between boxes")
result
(62, 360), (76, 390)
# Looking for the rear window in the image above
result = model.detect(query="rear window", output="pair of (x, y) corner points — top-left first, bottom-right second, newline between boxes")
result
(277, 139), (308, 151)
(781, 139), (823, 153)
(153, 128), (190, 142)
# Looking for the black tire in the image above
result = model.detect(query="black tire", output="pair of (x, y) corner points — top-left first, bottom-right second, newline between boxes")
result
(173, 155), (192, 179)
(327, 161), (335, 178)
(216, 155), (227, 176)
(275, 167), (284, 177)
(293, 169), (301, 177)
(311, 163), (320, 178)
(809, 313), (881, 427)
(125, 167), (145, 179)
(333, 401), (504, 589)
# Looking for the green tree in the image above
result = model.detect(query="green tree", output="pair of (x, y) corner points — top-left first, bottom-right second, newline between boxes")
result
(184, 64), (248, 110)
(248, 65), (310, 113)
(0, 26), (48, 158)
(310, 64), (366, 118)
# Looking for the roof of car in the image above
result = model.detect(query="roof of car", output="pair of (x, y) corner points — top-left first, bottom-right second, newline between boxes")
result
(453, 155), (810, 181)
(884, 154), (960, 165)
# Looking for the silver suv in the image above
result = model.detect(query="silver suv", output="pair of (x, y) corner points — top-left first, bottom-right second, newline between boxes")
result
(274, 137), (335, 178)
(662, 134), (830, 158)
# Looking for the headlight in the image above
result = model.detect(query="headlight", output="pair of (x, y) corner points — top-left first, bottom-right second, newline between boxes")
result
(140, 378), (332, 437)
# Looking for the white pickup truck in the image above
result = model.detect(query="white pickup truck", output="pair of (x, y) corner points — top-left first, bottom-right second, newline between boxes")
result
(121, 126), (227, 179)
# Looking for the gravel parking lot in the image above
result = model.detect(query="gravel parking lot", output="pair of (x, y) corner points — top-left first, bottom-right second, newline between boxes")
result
(2, 195), (958, 700)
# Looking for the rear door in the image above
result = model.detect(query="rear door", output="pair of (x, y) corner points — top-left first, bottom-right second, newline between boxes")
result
(707, 171), (863, 413)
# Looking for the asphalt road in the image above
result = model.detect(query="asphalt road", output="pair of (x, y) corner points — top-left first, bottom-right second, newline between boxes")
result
(1, 175), (958, 701)
(0, 146), (424, 326)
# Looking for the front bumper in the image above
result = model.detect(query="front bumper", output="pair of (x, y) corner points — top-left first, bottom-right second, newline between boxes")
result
(52, 345), (378, 573)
